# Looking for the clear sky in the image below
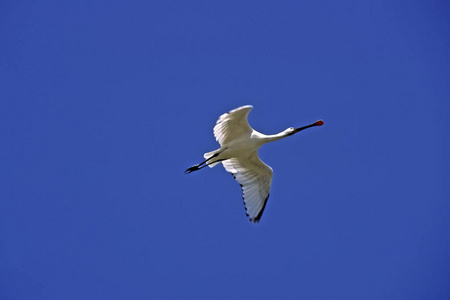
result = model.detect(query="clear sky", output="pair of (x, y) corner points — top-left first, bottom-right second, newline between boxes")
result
(1, 1), (449, 299)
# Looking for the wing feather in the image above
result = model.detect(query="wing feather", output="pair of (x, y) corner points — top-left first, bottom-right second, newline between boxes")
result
(222, 152), (273, 223)
(213, 105), (254, 146)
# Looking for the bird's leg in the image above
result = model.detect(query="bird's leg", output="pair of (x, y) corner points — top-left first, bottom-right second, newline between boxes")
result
(184, 164), (208, 174)
(184, 153), (228, 174)
(185, 159), (227, 174)
(184, 152), (220, 174)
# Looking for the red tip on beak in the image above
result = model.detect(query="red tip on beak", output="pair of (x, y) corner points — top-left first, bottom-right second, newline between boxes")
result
(315, 120), (324, 126)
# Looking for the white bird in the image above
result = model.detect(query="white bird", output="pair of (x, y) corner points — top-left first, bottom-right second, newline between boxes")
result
(185, 105), (324, 223)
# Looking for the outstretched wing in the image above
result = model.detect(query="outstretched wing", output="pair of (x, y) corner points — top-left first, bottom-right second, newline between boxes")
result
(222, 151), (273, 223)
(213, 105), (254, 146)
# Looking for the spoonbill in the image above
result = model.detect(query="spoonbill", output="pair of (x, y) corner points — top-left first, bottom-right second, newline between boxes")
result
(185, 105), (324, 223)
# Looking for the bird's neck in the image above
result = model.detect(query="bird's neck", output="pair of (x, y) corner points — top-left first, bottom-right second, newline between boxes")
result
(256, 130), (290, 144)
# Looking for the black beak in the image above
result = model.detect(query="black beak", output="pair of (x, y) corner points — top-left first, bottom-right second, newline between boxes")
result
(292, 120), (324, 134)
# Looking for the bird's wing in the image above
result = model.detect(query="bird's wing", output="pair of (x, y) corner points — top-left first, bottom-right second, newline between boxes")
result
(213, 105), (254, 146)
(222, 151), (273, 223)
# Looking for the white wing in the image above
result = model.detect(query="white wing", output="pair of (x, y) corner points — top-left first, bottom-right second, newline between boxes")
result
(222, 151), (273, 223)
(213, 105), (254, 146)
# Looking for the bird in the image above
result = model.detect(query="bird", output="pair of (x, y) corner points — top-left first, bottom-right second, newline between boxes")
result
(185, 105), (324, 223)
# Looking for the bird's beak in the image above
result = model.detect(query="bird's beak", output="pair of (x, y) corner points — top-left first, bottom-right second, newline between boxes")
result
(292, 120), (324, 135)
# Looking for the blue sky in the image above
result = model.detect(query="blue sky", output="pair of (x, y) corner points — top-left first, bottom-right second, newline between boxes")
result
(1, 1), (449, 299)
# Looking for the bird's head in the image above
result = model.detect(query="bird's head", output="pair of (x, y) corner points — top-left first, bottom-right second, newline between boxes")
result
(287, 120), (324, 136)
(286, 127), (296, 135)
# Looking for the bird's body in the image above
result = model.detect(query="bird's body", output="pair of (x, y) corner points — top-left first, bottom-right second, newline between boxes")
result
(185, 105), (323, 223)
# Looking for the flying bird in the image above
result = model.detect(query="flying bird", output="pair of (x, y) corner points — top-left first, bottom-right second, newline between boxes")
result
(185, 105), (324, 223)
